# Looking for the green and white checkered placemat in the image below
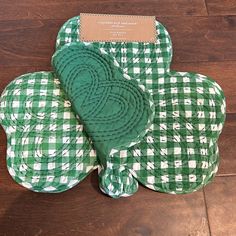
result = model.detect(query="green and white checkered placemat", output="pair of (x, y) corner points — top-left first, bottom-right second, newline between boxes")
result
(0, 72), (97, 193)
(54, 16), (226, 197)
(0, 16), (226, 198)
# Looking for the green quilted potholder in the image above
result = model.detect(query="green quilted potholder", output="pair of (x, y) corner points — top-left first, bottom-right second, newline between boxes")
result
(54, 16), (226, 197)
(0, 72), (97, 193)
(0, 16), (226, 198)
(52, 43), (154, 167)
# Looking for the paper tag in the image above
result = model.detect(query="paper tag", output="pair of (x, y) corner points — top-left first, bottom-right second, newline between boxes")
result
(80, 13), (156, 43)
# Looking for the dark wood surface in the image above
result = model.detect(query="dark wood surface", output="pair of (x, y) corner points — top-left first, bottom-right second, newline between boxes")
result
(0, 1), (235, 235)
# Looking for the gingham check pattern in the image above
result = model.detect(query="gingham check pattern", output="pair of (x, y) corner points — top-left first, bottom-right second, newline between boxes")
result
(56, 16), (173, 91)
(0, 72), (97, 193)
(55, 16), (226, 197)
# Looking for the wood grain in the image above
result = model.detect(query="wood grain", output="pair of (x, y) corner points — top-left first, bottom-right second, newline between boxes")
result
(206, 0), (236, 16)
(0, 173), (210, 236)
(217, 114), (236, 175)
(0, 19), (62, 67)
(204, 176), (236, 236)
(160, 16), (236, 62)
(0, 0), (207, 20)
(1, 16), (235, 69)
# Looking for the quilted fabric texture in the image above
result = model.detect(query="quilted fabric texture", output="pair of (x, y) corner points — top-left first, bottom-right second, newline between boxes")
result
(55, 16), (226, 197)
(52, 43), (154, 164)
(56, 16), (173, 87)
(0, 72), (97, 192)
(0, 15), (226, 198)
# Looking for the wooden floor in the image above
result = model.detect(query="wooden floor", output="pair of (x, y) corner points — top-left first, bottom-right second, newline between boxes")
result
(0, 1), (235, 235)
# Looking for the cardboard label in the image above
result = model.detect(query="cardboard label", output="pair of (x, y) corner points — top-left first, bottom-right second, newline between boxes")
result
(80, 13), (156, 43)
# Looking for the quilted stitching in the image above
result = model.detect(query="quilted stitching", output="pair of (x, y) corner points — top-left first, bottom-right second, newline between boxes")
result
(0, 72), (97, 192)
(52, 43), (154, 162)
(55, 16), (226, 197)
(0, 15), (226, 198)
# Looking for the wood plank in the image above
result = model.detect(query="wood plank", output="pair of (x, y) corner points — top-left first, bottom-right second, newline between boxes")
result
(0, 0), (208, 20)
(0, 16), (236, 68)
(0, 19), (63, 67)
(172, 61), (236, 113)
(160, 16), (236, 62)
(206, 0), (236, 16)
(204, 176), (236, 236)
(0, 171), (209, 235)
(217, 114), (236, 176)
(0, 126), (8, 187)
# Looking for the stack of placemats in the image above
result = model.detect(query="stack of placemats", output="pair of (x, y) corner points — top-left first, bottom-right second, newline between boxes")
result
(0, 15), (226, 198)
